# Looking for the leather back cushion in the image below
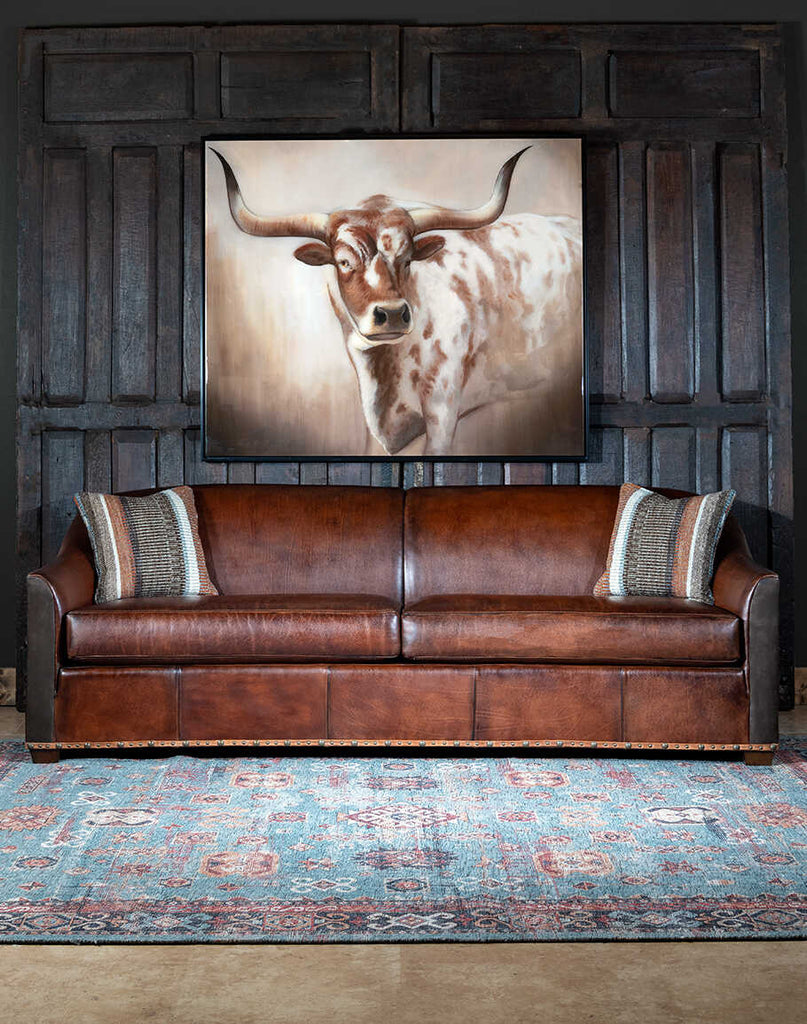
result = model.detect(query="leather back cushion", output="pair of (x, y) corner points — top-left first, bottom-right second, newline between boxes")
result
(404, 486), (620, 601)
(193, 485), (404, 600)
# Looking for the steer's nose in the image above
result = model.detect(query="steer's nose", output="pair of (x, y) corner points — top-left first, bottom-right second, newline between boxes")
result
(372, 303), (412, 331)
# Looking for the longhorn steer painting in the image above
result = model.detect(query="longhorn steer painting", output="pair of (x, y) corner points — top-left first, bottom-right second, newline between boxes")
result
(203, 138), (584, 459)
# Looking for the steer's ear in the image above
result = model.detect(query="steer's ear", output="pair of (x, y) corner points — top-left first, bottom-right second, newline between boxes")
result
(412, 235), (445, 262)
(294, 243), (333, 266)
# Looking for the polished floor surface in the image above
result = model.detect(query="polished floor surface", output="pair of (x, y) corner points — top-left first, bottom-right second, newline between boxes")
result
(1, 705), (805, 1024)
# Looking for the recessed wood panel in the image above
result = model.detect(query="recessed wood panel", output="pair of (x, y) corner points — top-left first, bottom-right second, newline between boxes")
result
(112, 149), (157, 403)
(44, 53), (193, 122)
(608, 49), (760, 118)
(42, 430), (84, 563)
(475, 666), (621, 741)
(652, 427), (696, 492)
(720, 145), (766, 401)
(222, 51), (372, 119)
(586, 143), (622, 402)
(647, 145), (694, 403)
(181, 666), (327, 740)
(111, 429), (157, 492)
(42, 150), (86, 405)
(430, 51), (581, 125)
(329, 666), (474, 740)
(722, 425), (768, 562)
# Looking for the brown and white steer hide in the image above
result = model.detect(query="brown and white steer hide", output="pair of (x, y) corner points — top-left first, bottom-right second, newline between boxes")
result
(212, 148), (582, 456)
(325, 211), (582, 454)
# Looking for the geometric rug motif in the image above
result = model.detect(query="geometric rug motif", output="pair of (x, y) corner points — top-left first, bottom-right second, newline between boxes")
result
(1, 738), (806, 942)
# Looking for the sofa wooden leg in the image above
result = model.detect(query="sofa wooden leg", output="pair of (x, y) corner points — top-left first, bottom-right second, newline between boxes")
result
(30, 749), (60, 764)
(743, 750), (774, 766)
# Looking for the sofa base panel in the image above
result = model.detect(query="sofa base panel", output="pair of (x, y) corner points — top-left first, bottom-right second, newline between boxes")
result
(55, 667), (178, 742)
(181, 666), (328, 740)
(50, 662), (754, 753)
(475, 665), (621, 741)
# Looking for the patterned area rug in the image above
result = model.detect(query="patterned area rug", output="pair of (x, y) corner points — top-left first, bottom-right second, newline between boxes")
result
(1, 739), (806, 943)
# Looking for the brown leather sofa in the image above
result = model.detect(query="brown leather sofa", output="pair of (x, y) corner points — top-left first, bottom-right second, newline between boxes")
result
(25, 485), (780, 764)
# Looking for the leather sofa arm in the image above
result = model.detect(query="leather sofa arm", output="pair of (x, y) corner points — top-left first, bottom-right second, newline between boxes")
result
(711, 518), (779, 745)
(26, 517), (95, 744)
(712, 547), (778, 621)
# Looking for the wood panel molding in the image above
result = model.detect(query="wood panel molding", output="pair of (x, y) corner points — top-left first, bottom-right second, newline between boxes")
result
(17, 23), (793, 710)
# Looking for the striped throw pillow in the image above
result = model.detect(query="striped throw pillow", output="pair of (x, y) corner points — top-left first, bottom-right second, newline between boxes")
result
(74, 486), (218, 603)
(593, 483), (735, 604)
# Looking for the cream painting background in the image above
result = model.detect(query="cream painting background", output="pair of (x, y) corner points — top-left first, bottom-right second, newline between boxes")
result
(204, 138), (583, 458)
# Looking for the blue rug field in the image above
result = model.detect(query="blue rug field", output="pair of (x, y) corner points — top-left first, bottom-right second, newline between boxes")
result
(1, 739), (806, 942)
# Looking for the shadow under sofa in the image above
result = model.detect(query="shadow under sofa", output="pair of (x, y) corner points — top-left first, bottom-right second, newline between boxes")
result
(25, 484), (780, 764)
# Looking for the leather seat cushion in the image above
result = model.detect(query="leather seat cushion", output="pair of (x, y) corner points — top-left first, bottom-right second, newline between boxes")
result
(402, 595), (741, 664)
(67, 595), (400, 663)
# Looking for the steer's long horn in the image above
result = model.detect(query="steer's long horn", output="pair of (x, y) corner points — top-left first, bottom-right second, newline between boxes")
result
(408, 146), (531, 235)
(211, 149), (329, 241)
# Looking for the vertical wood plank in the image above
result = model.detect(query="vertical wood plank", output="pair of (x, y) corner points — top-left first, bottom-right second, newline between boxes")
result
(42, 150), (86, 404)
(300, 463), (327, 485)
(184, 429), (227, 485)
(157, 429), (184, 488)
(696, 427), (719, 495)
(552, 463), (579, 485)
(194, 49), (221, 120)
(156, 146), (183, 402)
(256, 463), (300, 485)
(183, 142), (202, 405)
(478, 462), (504, 485)
(646, 144), (694, 403)
(433, 463), (477, 486)
(18, 36), (44, 405)
(42, 431), (84, 562)
(761, 136), (794, 707)
(403, 462), (434, 488)
(86, 147), (112, 403)
(504, 463), (549, 485)
(618, 141), (648, 402)
(651, 427), (696, 492)
(623, 427), (650, 486)
(227, 462), (256, 484)
(579, 428), (622, 485)
(328, 463), (371, 486)
(16, 424), (42, 706)
(691, 143), (719, 399)
(112, 148), (157, 403)
(719, 144), (766, 401)
(371, 463), (401, 487)
(84, 431), (111, 492)
(111, 429), (157, 492)
(721, 425), (768, 562)
(585, 142), (621, 402)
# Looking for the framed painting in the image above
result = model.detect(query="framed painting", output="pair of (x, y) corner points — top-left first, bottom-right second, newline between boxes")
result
(203, 137), (585, 460)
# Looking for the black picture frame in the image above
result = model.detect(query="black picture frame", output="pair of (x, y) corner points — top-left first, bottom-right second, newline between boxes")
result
(202, 134), (588, 463)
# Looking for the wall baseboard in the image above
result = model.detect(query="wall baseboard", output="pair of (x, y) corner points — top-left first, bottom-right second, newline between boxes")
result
(0, 668), (15, 706)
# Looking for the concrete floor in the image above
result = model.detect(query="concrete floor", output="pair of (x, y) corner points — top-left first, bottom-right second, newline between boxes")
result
(1, 705), (805, 1024)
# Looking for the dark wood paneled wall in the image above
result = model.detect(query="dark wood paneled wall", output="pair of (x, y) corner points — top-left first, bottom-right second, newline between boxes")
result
(17, 23), (793, 707)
